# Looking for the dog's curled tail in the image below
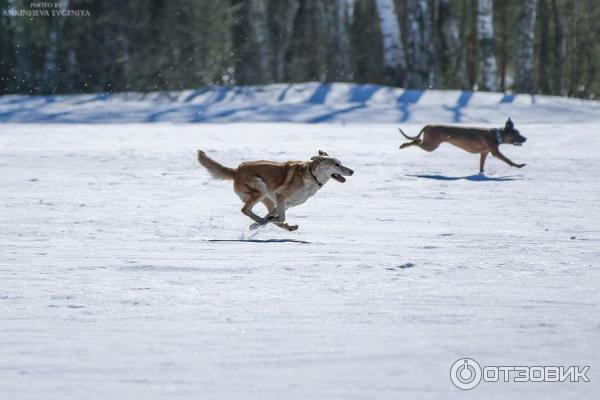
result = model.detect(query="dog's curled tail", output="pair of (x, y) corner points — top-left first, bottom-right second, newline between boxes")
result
(398, 127), (424, 141)
(197, 150), (236, 181)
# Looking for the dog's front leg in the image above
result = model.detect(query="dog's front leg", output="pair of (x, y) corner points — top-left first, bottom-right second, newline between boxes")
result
(491, 150), (526, 168)
(265, 194), (298, 231)
(273, 195), (286, 222)
(272, 222), (298, 231)
(270, 196), (298, 231)
(262, 195), (285, 222)
(480, 152), (488, 173)
(261, 193), (283, 221)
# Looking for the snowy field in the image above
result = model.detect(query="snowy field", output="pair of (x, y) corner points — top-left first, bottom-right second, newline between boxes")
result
(2, 82), (600, 124)
(1, 119), (599, 399)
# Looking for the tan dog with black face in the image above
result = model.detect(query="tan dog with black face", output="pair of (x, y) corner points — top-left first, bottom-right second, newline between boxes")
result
(399, 118), (527, 173)
(197, 150), (353, 231)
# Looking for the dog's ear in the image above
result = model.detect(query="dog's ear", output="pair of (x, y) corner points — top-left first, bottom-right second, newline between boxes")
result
(505, 118), (514, 130)
(318, 150), (328, 156)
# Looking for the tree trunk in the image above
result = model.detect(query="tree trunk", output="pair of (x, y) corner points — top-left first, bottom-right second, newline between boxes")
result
(551, 0), (563, 95)
(270, 0), (300, 82)
(248, 0), (273, 84)
(477, 0), (497, 91)
(439, 0), (468, 89)
(12, 0), (33, 92)
(537, 0), (550, 94)
(405, 0), (435, 88)
(0, 5), (10, 92)
(41, 0), (69, 93)
(463, 0), (478, 89)
(323, 0), (354, 81)
(514, 0), (538, 93)
(374, 0), (406, 85)
(64, 48), (78, 93)
(498, 1), (508, 91)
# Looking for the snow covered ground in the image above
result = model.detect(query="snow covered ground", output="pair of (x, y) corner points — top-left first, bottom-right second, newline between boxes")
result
(2, 82), (600, 124)
(1, 83), (600, 399)
(1, 120), (599, 399)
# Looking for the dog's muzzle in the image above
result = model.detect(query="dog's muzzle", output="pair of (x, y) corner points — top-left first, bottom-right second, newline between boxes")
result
(331, 173), (345, 182)
(331, 168), (353, 183)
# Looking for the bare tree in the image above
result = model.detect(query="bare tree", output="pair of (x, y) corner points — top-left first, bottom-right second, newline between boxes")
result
(323, 0), (354, 81)
(11, 0), (33, 92)
(477, 0), (497, 91)
(496, 0), (508, 91)
(438, 0), (468, 89)
(2, 0), (599, 99)
(405, 0), (435, 88)
(248, 0), (273, 83)
(514, 0), (538, 93)
(537, 0), (550, 94)
(270, 0), (300, 82)
(41, 0), (69, 93)
(551, 0), (563, 95)
(0, 3), (11, 80)
(374, 0), (406, 84)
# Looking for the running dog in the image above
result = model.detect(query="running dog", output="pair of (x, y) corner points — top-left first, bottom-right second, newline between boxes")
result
(197, 150), (353, 231)
(399, 118), (527, 172)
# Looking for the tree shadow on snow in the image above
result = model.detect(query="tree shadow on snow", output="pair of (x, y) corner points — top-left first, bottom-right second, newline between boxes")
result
(407, 173), (523, 182)
(208, 239), (310, 244)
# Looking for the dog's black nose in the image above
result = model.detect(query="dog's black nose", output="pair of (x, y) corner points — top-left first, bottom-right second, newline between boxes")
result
(522, 137), (527, 142)
(349, 169), (354, 176)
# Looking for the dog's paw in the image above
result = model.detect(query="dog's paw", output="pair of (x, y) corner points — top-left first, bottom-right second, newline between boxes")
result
(516, 163), (526, 168)
(286, 224), (299, 231)
(249, 222), (265, 230)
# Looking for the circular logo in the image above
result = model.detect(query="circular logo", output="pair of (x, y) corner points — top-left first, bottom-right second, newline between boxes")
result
(450, 358), (482, 390)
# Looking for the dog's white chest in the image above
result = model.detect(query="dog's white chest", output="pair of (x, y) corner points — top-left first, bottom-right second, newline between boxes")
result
(286, 183), (321, 208)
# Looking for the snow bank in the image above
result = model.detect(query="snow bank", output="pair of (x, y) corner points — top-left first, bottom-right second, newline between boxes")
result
(1, 82), (599, 124)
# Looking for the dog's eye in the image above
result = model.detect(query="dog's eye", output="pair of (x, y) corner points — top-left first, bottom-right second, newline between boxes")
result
(335, 163), (340, 167)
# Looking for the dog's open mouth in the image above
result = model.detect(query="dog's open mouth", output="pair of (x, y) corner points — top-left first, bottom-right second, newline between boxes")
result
(331, 173), (346, 183)
(513, 143), (523, 146)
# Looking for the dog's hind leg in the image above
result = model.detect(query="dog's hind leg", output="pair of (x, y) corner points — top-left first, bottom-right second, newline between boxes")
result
(400, 131), (440, 152)
(416, 136), (441, 152)
(400, 140), (419, 149)
(262, 198), (276, 214)
(399, 127), (425, 149)
(242, 193), (267, 225)
(242, 177), (273, 226)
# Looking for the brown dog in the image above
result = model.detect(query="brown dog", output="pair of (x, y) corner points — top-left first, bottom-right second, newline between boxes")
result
(399, 118), (527, 173)
(197, 150), (353, 231)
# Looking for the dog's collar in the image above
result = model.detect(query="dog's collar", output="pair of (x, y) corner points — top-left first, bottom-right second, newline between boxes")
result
(309, 163), (323, 187)
(495, 128), (503, 144)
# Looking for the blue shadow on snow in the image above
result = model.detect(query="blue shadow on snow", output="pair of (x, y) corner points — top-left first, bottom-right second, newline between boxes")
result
(307, 83), (331, 104)
(208, 239), (309, 244)
(397, 89), (424, 122)
(443, 91), (473, 122)
(308, 84), (381, 123)
(407, 173), (522, 182)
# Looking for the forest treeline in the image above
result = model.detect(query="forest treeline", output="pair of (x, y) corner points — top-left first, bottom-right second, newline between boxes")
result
(0, 0), (598, 98)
